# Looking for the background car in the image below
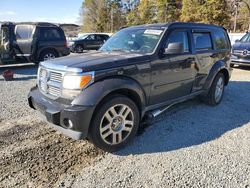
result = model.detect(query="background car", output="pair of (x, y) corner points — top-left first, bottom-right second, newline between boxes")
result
(231, 32), (250, 67)
(0, 22), (70, 64)
(68, 33), (110, 53)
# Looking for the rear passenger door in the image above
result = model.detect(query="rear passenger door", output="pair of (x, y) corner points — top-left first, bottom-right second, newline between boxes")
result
(85, 34), (98, 50)
(14, 25), (35, 57)
(191, 31), (215, 91)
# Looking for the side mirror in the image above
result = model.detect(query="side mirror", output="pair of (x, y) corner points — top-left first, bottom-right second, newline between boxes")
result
(235, 39), (240, 43)
(164, 42), (184, 54)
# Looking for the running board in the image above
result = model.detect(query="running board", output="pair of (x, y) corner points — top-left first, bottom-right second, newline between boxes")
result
(147, 91), (204, 118)
(149, 102), (178, 118)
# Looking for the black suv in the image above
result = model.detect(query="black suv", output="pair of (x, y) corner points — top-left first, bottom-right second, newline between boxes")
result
(0, 22), (70, 64)
(28, 22), (232, 152)
(231, 32), (250, 67)
(68, 33), (110, 53)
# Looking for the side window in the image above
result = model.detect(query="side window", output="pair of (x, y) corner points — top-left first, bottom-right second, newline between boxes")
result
(104, 35), (109, 40)
(96, 35), (102, 41)
(15, 25), (34, 40)
(193, 32), (212, 51)
(40, 27), (62, 40)
(213, 30), (229, 50)
(165, 31), (190, 53)
(86, 35), (95, 40)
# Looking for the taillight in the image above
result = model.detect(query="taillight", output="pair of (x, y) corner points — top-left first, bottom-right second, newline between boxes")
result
(64, 41), (68, 48)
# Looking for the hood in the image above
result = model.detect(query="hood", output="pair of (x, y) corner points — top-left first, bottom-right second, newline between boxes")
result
(233, 42), (250, 51)
(41, 51), (147, 72)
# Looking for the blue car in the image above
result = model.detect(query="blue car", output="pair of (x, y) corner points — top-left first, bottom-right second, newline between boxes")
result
(231, 32), (250, 67)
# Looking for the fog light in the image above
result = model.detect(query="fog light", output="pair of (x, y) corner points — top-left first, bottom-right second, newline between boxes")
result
(63, 118), (73, 129)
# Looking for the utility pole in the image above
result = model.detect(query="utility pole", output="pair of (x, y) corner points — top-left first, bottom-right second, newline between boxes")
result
(111, 6), (114, 33)
(234, 1), (238, 32)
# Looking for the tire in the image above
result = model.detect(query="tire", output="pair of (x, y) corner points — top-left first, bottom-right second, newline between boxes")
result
(88, 95), (140, 152)
(39, 50), (58, 62)
(74, 45), (84, 53)
(202, 73), (225, 106)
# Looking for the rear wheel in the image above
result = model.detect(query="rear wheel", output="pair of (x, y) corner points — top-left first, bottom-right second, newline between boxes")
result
(88, 95), (140, 152)
(39, 50), (58, 62)
(202, 73), (225, 106)
(75, 45), (84, 53)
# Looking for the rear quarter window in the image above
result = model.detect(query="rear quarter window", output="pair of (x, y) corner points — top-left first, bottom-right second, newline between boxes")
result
(40, 27), (64, 40)
(193, 32), (212, 51)
(213, 30), (229, 50)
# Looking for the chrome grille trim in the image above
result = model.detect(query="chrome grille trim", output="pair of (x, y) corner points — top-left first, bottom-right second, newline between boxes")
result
(233, 50), (250, 55)
(38, 67), (63, 98)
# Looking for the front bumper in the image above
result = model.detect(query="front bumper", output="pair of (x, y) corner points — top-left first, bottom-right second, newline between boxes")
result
(231, 57), (250, 66)
(28, 87), (94, 140)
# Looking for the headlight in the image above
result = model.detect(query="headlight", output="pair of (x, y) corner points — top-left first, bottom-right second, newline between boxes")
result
(62, 72), (94, 90)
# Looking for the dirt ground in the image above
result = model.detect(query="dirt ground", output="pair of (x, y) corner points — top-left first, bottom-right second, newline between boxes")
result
(0, 65), (249, 188)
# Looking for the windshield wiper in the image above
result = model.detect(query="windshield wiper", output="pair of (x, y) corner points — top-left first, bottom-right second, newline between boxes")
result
(111, 48), (126, 52)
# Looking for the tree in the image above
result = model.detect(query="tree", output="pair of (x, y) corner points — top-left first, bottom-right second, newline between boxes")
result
(81, 0), (125, 32)
(137, 0), (157, 24)
(181, 0), (231, 28)
(181, 0), (202, 22)
(156, 0), (182, 23)
(81, 0), (98, 32)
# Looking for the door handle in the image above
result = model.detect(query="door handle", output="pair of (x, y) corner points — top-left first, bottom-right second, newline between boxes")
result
(210, 53), (217, 58)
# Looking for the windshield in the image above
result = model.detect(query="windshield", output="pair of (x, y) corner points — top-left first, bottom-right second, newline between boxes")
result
(99, 28), (164, 54)
(78, 34), (88, 40)
(240, 33), (250, 43)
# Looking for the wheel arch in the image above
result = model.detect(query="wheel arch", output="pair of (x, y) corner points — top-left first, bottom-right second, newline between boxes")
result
(203, 60), (230, 94)
(38, 47), (59, 60)
(72, 77), (147, 119)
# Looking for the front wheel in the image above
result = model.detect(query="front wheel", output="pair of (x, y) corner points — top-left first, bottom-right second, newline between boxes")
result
(202, 73), (225, 106)
(88, 95), (140, 152)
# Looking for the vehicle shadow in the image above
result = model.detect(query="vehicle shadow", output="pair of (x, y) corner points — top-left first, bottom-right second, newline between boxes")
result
(117, 80), (250, 155)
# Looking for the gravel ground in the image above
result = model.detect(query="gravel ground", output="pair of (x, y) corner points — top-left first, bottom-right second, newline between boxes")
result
(0, 65), (249, 187)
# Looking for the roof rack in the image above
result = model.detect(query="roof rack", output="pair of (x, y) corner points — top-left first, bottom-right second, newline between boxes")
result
(0, 22), (59, 27)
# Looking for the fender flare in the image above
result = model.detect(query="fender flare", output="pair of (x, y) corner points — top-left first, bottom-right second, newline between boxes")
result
(72, 77), (147, 114)
(203, 60), (230, 93)
(38, 47), (59, 60)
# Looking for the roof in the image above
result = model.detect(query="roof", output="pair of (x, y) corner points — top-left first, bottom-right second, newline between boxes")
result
(127, 22), (225, 30)
(0, 22), (59, 27)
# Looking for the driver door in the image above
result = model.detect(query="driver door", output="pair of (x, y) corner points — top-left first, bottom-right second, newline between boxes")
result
(150, 29), (198, 105)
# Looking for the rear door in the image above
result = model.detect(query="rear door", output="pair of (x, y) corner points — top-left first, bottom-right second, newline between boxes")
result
(84, 34), (97, 49)
(14, 24), (35, 58)
(191, 30), (215, 91)
(95, 35), (108, 49)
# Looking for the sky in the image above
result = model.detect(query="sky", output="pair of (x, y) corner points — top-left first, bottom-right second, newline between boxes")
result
(0, 0), (83, 24)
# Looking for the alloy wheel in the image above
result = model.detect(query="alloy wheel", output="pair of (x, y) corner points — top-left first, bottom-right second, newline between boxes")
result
(99, 104), (134, 145)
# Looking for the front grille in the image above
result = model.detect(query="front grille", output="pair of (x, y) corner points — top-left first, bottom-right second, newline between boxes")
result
(233, 50), (250, 55)
(38, 67), (63, 98)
